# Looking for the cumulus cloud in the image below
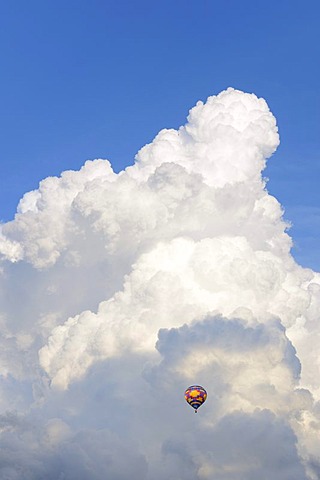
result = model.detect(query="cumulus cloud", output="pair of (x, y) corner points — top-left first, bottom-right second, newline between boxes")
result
(0, 88), (319, 478)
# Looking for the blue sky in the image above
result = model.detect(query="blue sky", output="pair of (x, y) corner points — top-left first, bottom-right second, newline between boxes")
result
(1, 0), (319, 269)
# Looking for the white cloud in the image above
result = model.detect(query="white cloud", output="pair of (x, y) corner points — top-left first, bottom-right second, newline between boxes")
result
(0, 88), (319, 478)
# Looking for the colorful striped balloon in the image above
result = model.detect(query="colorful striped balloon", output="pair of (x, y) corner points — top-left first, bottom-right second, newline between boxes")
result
(184, 385), (207, 413)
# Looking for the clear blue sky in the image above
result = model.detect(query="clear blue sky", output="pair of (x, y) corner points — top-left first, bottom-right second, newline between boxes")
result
(1, 0), (319, 269)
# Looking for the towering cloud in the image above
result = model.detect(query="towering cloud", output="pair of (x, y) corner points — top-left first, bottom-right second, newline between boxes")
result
(0, 88), (319, 479)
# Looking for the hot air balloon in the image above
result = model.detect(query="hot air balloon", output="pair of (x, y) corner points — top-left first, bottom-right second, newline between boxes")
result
(184, 385), (207, 413)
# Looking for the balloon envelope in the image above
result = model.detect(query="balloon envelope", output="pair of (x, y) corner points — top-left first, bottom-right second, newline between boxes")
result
(184, 385), (207, 412)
